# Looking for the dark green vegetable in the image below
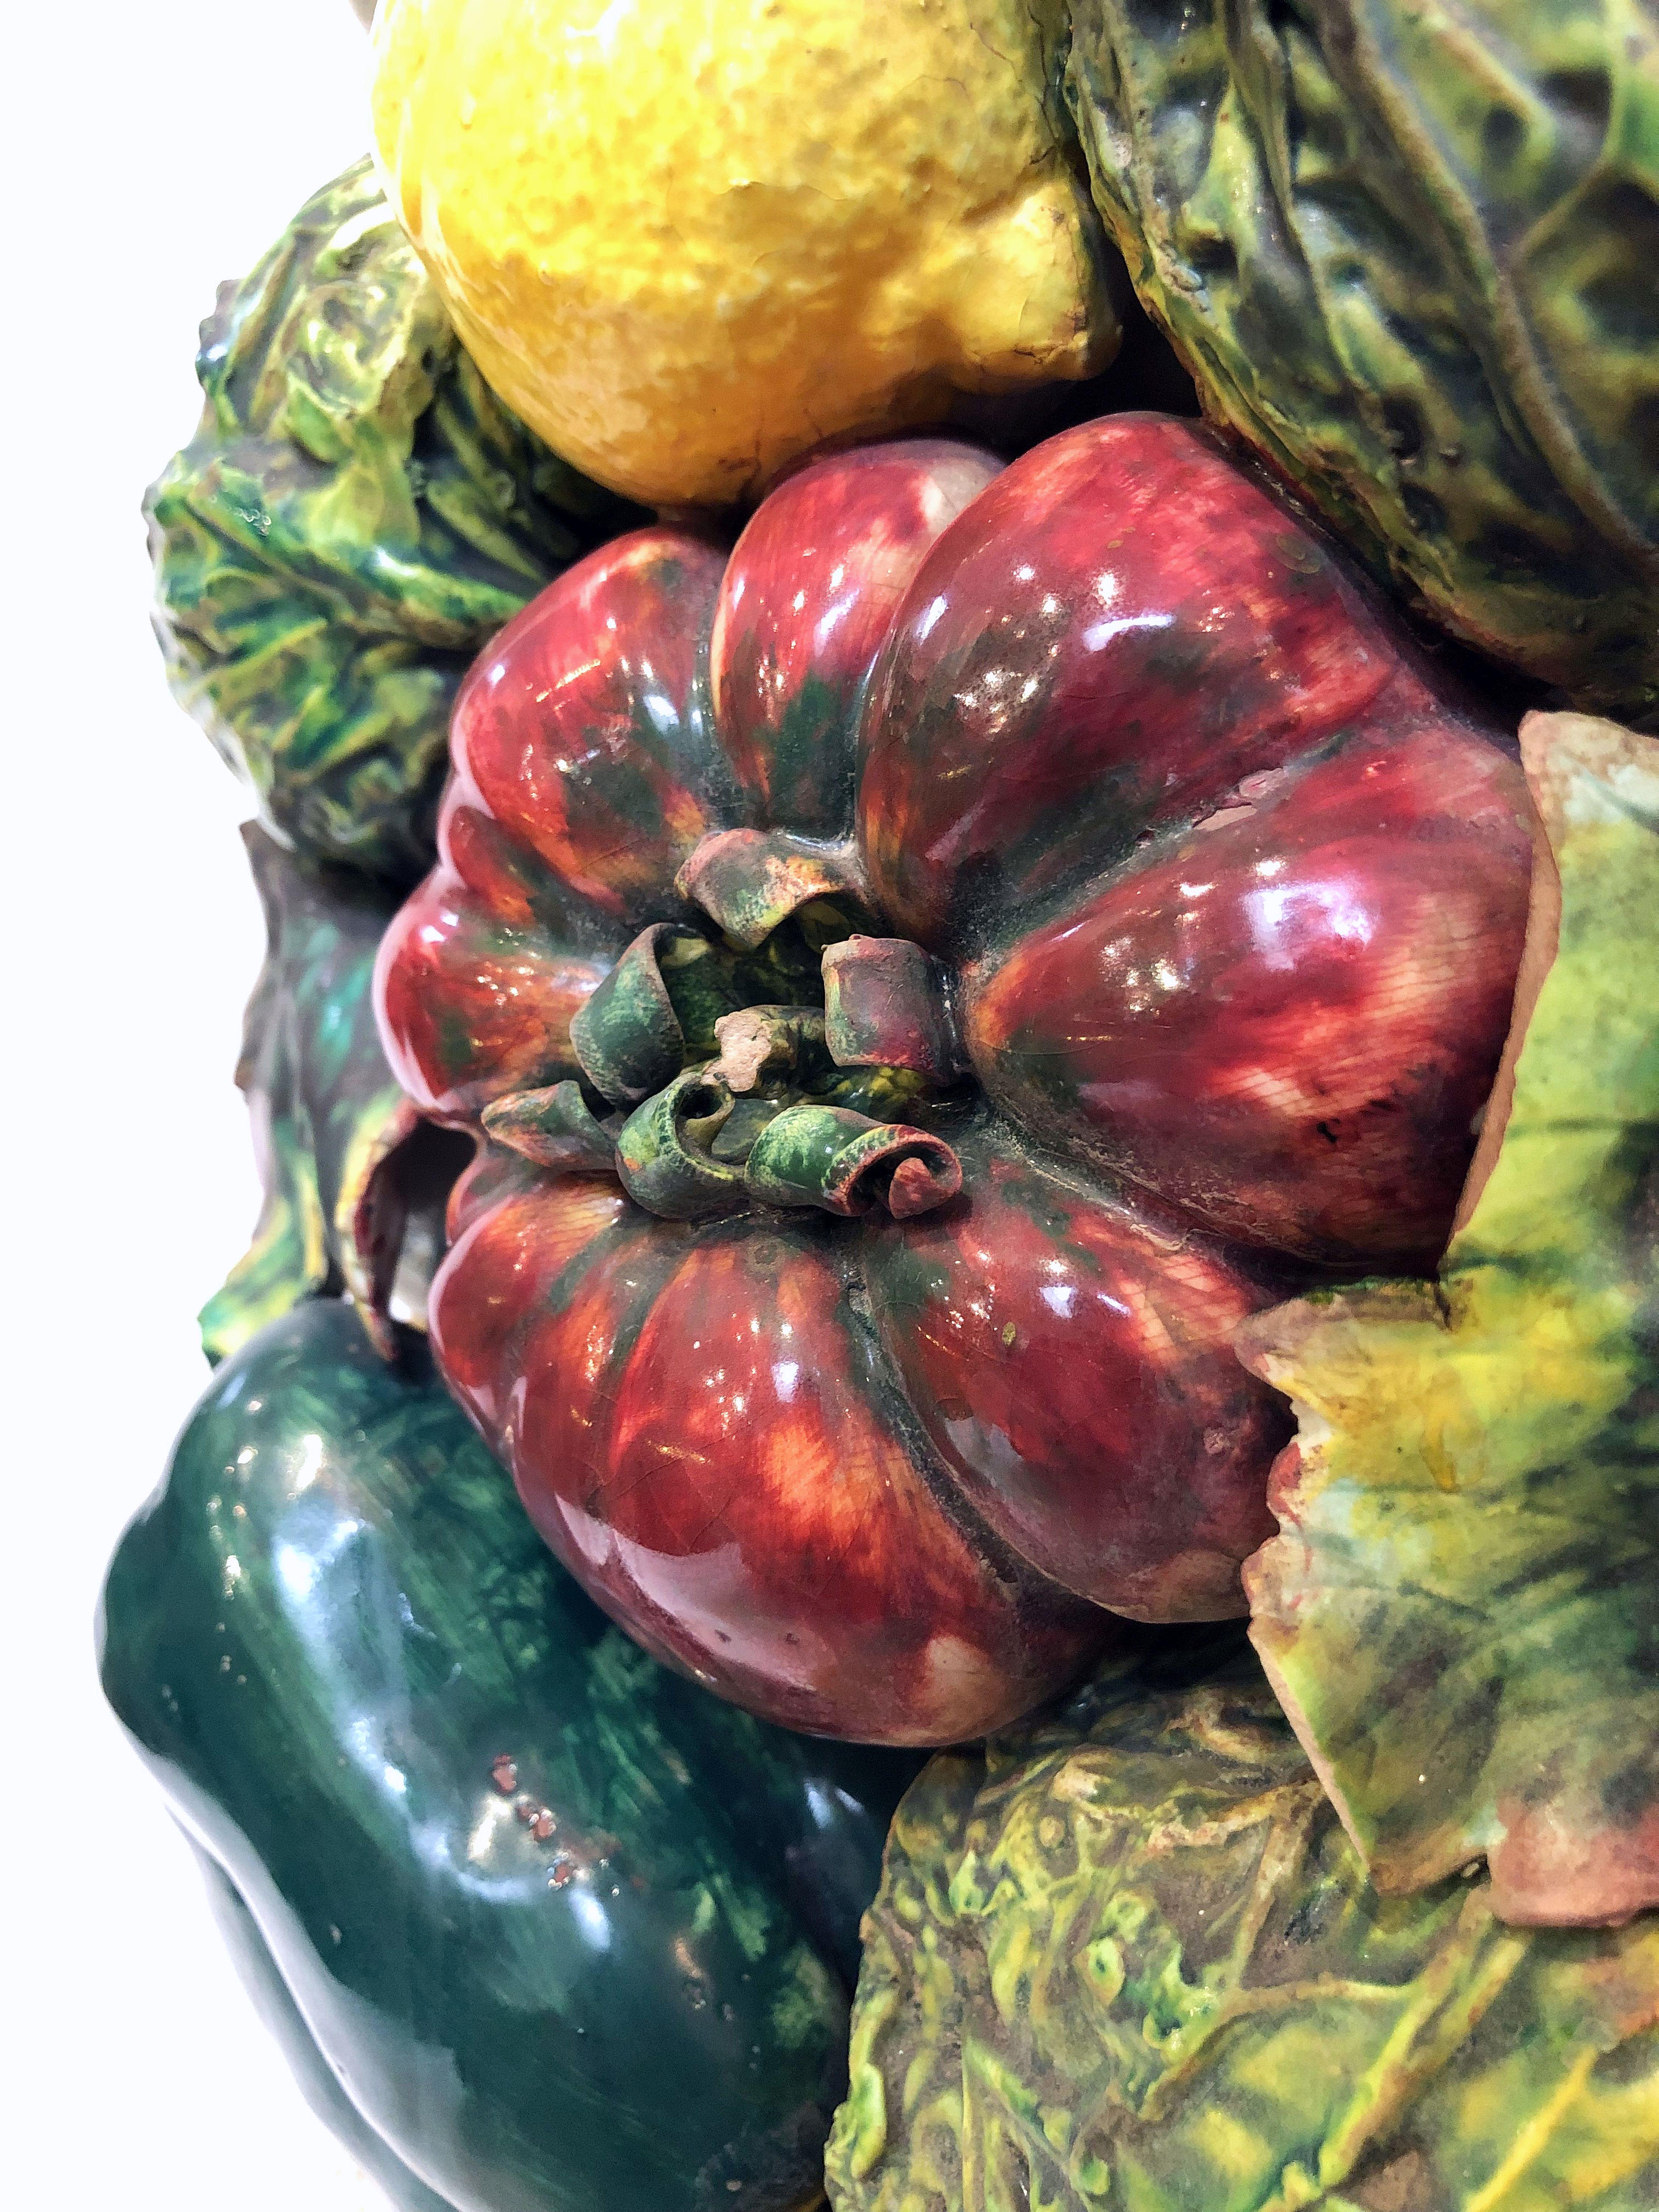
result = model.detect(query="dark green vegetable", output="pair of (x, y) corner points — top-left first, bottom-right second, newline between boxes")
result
(146, 157), (639, 882)
(101, 1299), (921, 2212)
(198, 827), (466, 1365)
(827, 1635), (1659, 2212)
(1065, 0), (1659, 721)
(191, 1845), (457, 2212)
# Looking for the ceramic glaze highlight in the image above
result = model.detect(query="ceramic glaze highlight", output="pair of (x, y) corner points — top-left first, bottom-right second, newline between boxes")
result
(376, 415), (1534, 1744)
(100, 1300), (920, 2212)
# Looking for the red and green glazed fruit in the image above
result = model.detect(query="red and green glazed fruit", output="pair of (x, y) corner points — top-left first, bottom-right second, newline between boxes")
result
(374, 413), (1534, 1745)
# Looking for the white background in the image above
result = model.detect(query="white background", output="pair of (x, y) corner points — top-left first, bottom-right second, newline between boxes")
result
(7, 2), (392, 2204)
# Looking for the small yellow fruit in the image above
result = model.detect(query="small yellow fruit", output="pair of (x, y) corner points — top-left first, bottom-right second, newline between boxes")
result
(370, 0), (1118, 507)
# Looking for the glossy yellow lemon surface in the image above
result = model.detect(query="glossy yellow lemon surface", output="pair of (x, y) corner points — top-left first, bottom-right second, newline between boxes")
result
(370, 0), (1117, 506)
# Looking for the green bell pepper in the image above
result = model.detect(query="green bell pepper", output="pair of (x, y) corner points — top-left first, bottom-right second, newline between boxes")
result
(100, 1298), (920, 2212)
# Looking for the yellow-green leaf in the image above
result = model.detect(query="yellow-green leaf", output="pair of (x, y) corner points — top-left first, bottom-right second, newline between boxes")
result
(826, 1637), (1659, 2212)
(1238, 711), (1659, 1927)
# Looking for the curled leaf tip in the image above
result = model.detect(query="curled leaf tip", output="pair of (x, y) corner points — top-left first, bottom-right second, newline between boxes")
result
(480, 1081), (618, 1172)
(821, 934), (964, 1083)
(568, 924), (688, 1107)
(614, 1069), (749, 1221)
(675, 826), (867, 949)
(745, 1106), (961, 1220)
(886, 1148), (963, 1220)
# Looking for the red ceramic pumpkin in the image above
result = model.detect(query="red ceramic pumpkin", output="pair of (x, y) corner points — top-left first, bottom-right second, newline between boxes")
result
(375, 414), (1533, 1744)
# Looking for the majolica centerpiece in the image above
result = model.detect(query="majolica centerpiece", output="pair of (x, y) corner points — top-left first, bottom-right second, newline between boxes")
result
(104, 3), (1659, 2207)
(372, 412), (1533, 1742)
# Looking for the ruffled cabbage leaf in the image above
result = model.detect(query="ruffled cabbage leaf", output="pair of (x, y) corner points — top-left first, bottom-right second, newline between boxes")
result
(147, 157), (637, 882)
(1066, 1), (1659, 722)
(827, 1634), (1659, 2212)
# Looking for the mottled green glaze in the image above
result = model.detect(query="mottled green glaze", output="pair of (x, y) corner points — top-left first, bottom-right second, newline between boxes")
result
(539, 886), (959, 1228)
(480, 1079), (618, 1172)
(826, 1637), (1659, 2212)
(613, 1067), (753, 1219)
(146, 157), (637, 881)
(1239, 712), (1659, 1930)
(569, 919), (834, 1112)
(192, 1846), (458, 2212)
(1066, 1), (1659, 719)
(100, 1299), (922, 2212)
(199, 828), (463, 1365)
(741, 1104), (960, 1220)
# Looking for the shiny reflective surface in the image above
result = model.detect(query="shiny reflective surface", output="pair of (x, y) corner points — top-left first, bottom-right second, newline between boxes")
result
(861, 1127), (1286, 1620)
(376, 419), (1531, 1743)
(710, 438), (1003, 833)
(436, 1153), (1110, 1743)
(966, 725), (1532, 1266)
(858, 413), (1431, 945)
(192, 1846), (458, 2212)
(100, 1300), (920, 2212)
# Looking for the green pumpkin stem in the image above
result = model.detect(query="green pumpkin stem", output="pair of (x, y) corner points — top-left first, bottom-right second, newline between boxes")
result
(822, 935), (964, 1083)
(743, 1103), (961, 1219)
(568, 924), (693, 1107)
(547, 872), (967, 1222)
(614, 1069), (752, 1220)
(674, 826), (868, 949)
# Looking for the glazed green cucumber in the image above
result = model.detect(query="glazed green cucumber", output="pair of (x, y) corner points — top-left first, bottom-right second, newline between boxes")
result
(100, 1299), (919, 2212)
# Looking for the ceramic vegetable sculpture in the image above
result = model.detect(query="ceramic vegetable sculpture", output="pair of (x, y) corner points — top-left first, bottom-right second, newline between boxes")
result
(1238, 710), (1659, 1931)
(829, 1636), (1659, 2212)
(101, 1299), (922, 2212)
(111, 0), (1659, 2204)
(368, 0), (1119, 504)
(199, 827), (469, 1364)
(832, 721), (1659, 2203)
(372, 412), (1532, 1744)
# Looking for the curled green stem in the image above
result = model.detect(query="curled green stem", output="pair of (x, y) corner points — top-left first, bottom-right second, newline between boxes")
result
(744, 1103), (962, 1219)
(615, 1069), (752, 1220)
(568, 924), (689, 1107)
(612, 1072), (962, 1223)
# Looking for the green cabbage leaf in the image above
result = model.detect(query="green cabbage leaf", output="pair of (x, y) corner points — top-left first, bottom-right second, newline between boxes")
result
(1067, 1), (1659, 721)
(827, 1634), (1659, 2212)
(147, 157), (637, 882)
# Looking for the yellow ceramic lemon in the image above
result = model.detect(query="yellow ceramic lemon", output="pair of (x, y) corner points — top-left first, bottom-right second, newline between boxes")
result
(369, 0), (1118, 506)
